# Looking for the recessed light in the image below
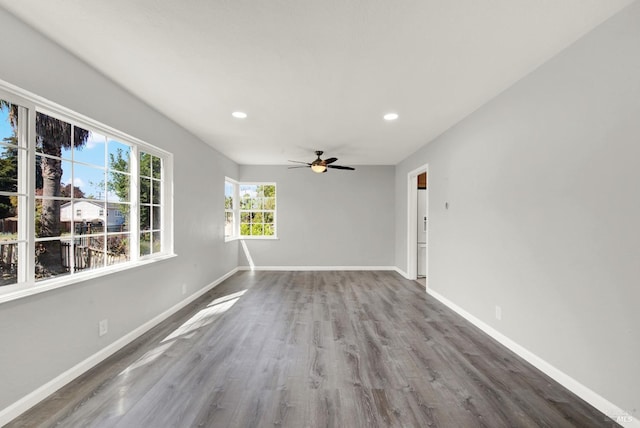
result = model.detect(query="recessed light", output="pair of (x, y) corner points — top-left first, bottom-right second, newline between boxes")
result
(232, 111), (247, 119)
(383, 113), (398, 121)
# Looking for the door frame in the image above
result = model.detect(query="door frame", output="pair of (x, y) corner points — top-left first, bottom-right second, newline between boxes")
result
(407, 163), (429, 284)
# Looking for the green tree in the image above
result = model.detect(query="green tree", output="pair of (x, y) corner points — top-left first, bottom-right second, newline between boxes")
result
(60, 183), (86, 199)
(107, 147), (132, 225)
(109, 149), (154, 232)
(0, 135), (18, 219)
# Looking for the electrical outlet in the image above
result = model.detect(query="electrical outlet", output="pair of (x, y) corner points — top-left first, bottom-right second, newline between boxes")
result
(181, 283), (187, 295)
(495, 306), (502, 321)
(99, 319), (108, 336)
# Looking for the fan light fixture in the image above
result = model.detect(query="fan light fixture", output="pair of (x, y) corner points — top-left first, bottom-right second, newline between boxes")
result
(287, 150), (355, 173)
(384, 112), (399, 121)
(232, 111), (247, 119)
(311, 163), (327, 173)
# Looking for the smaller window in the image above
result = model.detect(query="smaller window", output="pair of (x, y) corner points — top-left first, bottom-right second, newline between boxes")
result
(99, 209), (104, 216)
(76, 209), (82, 217)
(239, 183), (276, 238)
(225, 180), (276, 240)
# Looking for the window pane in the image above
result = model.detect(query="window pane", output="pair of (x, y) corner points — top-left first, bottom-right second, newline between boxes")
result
(107, 234), (129, 266)
(73, 164), (105, 200)
(140, 152), (151, 177)
(140, 178), (150, 203)
(252, 212), (263, 223)
(239, 184), (255, 196)
(240, 223), (250, 236)
(263, 185), (276, 197)
(152, 180), (161, 204)
(39, 157), (72, 198)
(72, 201), (105, 230)
(36, 112), (71, 158)
(74, 131), (105, 167)
(264, 212), (274, 223)
(152, 156), (161, 179)
(251, 223), (263, 236)
(36, 198), (66, 238)
(35, 240), (71, 280)
(140, 232), (151, 256)
(107, 140), (130, 173)
(240, 196), (251, 210)
(264, 197), (276, 210)
(240, 212), (250, 223)
(152, 206), (161, 230)
(0, 198), (18, 239)
(108, 171), (130, 202)
(251, 198), (262, 210)
(140, 205), (151, 230)
(225, 182), (233, 209)
(75, 235), (105, 272)
(152, 231), (161, 253)
(225, 211), (233, 237)
(108, 203), (130, 232)
(0, 242), (18, 286)
(0, 100), (17, 147)
(0, 144), (18, 193)
(264, 224), (275, 236)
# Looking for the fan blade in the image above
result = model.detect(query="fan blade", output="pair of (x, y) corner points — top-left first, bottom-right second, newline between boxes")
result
(287, 166), (310, 169)
(288, 160), (312, 165)
(324, 157), (338, 164)
(327, 164), (355, 170)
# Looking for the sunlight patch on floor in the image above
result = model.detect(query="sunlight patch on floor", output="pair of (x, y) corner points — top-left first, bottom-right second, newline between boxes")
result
(117, 289), (248, 377)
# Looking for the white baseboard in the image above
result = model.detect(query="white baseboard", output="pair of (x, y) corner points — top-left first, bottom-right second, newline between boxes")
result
(0, 267), (239, 427)
(237, 265), (398, 272)
(393, 266), (411, 279)
(427, 288), (639, 428)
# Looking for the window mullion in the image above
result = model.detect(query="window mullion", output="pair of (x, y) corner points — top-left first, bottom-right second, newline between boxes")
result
(18, 105), (33, 284)
(130, 145), (139, 261)
(233, 182), (239, 237)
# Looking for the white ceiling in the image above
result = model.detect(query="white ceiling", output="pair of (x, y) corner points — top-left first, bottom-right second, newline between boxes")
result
(0, 0), (634, 165)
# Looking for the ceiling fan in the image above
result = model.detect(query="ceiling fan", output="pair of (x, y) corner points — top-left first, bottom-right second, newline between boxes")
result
(288, 150), (355, 173)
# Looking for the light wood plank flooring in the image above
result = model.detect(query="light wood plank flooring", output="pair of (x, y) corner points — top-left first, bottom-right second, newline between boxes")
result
(8, 271), (619, 427)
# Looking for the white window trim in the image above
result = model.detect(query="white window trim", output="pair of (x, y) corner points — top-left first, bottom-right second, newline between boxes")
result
(224, 177), (238, 242)
(0, 78), (175, 304)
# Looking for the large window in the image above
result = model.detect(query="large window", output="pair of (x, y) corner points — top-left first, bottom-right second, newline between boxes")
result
(225, 181), (276, 239)
(0, 83), (173, 298)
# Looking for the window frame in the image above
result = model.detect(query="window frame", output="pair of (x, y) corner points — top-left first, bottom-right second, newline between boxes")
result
(225, 180), (277, 241)
(0, 79), (175, 304)
(224, 177), (239, 241)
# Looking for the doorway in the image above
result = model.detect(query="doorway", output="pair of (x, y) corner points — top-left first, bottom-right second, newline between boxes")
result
(407, 164), (428, 288)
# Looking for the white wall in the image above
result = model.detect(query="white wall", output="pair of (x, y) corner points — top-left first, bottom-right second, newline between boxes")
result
(395, 2), (640, 418)
(0, 8), (239, 411)
(238, 165), (395, 267)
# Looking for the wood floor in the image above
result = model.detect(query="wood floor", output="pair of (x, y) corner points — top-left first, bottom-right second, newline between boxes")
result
(8, 271), (619, 427)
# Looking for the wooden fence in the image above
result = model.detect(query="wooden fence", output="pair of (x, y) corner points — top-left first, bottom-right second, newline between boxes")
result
(0, 241), (128, 275)
(61, 242), (128, 271)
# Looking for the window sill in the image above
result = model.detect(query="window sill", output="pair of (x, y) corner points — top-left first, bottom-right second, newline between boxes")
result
(0, 253), (178, 305)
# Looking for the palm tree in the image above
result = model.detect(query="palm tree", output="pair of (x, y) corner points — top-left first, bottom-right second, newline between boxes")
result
(35, 112), (89, 275)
